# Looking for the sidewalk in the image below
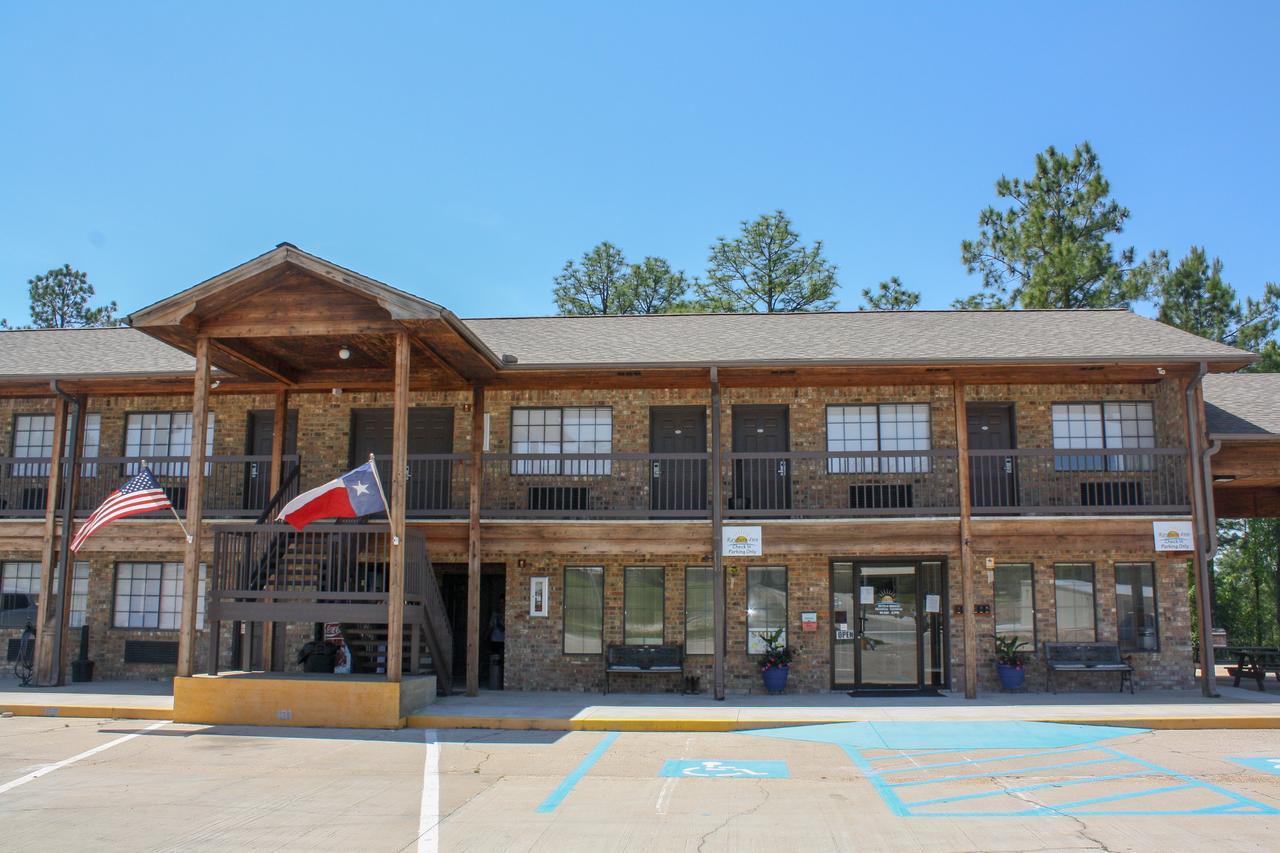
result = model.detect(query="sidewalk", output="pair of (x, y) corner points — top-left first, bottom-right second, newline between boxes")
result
(0, 677), (173, 720)
(405, 682), (1280, 732)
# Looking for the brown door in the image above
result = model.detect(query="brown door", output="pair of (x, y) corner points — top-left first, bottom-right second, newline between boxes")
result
(350, 408), (454, 512)
(243, 409), (298, 510)
(966, 404), (1016, 508)
(649, 406), (707, 512)
(732, 405), (791, 511)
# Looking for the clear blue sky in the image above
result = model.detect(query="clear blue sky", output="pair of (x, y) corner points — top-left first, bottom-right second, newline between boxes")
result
(1, 2), (1277, 322)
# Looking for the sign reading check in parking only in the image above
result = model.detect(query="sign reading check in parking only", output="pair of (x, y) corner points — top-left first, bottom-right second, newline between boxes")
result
(660, 760), (790, 778)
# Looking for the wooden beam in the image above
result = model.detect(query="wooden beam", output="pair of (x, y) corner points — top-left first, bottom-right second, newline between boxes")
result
(261, 388), (289, 672)
(386, 330), (410, 682)
(410, 333), (469, 385)
(710, 367), (726, 701)
(1186, 374), (1217, 697)
(54, 396), (87, 688)
(953, 382), (978, 700)
(209, 339), (298, 386)
(198, 317), (403, 338)
(32, 395), (68, 686)
(466, 384), (484, 696)
(178, 336), (211, 678)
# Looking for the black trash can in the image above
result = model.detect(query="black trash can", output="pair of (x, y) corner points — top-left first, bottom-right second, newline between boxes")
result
(488, 654), (503, 690)
(70, 659), (95, 683)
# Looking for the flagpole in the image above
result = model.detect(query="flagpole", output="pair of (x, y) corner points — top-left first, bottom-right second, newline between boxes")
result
(143, 458), (192, 544)
(366, 453), (397, 545)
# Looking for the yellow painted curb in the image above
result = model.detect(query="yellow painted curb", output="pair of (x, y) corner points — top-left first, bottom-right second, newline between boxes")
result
(0, 703), (172, 721)
(405, 713), (1280, 733)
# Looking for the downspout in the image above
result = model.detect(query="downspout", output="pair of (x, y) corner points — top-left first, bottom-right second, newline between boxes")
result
(49, 380), (81, 686)
(1184, 364), (1218, 697)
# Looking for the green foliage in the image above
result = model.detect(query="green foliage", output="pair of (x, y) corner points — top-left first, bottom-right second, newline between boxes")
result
(1213, 520), (1280, 647)
(859, 276), (920, 311)
(697, 210), (839, 312)
(755, 627), (797, 671)
(552, 242), (691, 315)
(1155, 248), (1280, 356)
(956, 142), (1165, 310)
(2, 264), (118, 329)
(993, 634), (1030, 666)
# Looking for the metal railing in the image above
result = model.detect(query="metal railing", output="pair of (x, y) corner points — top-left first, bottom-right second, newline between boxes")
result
(968, 448), (1190, 515)
(0, 455), (299, 518)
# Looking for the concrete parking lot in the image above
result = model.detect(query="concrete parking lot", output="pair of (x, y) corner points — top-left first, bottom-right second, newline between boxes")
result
(0, 717), (1277, 851)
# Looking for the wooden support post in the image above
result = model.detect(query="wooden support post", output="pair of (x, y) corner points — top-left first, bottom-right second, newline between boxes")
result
(1185, 372), (1218, 697)
(33, 395), (69, 687)
(261, 388), (288, 672)
(387, 330), (410, 683)
(953, 382), (978, 700)
(711, 367), (726, 701)
(55, 395), (87, 685)
(177, 336), (211, 678)
(466, 384), (484, 696)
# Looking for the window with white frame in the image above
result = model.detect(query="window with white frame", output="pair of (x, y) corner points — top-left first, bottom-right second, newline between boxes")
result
(1, 562), (40, 620)
(827, 404), (931, 473)
(511, 407), (611, 475)
(69, 562), (89, 629)
(12, 413), (101, 478)
(1052, 402), (1154, 472)
(125, 412), (216, 476)
(113, 562), (205, 630)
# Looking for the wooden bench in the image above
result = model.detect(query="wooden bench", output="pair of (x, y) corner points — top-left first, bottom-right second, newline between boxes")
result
(605, 643), (683, 694)
(1226, 647), (1280, 691)
(1043, 642), (1134, 694)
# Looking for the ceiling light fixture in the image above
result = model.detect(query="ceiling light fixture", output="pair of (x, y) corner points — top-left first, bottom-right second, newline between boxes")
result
(338, 346), (351, 360)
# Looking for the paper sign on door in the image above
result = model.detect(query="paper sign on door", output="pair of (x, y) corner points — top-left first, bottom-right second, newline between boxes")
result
(859, 586), (874, 605)
(925, 594), (941, 613)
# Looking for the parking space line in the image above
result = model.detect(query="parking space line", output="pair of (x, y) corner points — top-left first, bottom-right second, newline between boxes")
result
(886, 756), (1120, 788)
(417, 728), (439, 853)
(535, 732), (619, 814)
(0, 719), (169, 796)
(882, 745), (1094, 774)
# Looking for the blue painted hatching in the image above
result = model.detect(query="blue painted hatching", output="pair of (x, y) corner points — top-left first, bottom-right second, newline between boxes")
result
(535, 731), (619, 813)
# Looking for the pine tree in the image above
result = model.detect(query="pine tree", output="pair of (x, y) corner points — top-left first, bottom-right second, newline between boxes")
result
(697, 211), (838, 312)
(1, 265), (118, 329)
(859, 276), (920, 311)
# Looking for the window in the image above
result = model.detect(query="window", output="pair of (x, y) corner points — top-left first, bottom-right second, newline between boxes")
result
(1, 561), (40, 621)
(993, 563), (1035, 646)
(69, 562), (89, 629)
(624, 566), (664, 645)
(1054, 563), (1096, 642)
(563, 566), (603, 654)
(827, 404), (931, 473)
(11, 413), (101, 479)
(1052, 402), (1154, 472)
(113, 562), (205, 630)
(746, 566), (787, 654)
(685, 566), (714, 655)
(512, 407), (612, 475)
(125, 412), (216, 476)
(1115, 562), (1158, 651)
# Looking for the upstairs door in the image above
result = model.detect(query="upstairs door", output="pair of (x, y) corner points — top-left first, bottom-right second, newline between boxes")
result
(649, 406), (708, 513)
(244, 409), (298, 510)
(967, 404), (1017, 508)
(732, 405), (791, 511)
(349, 408), (455, 513)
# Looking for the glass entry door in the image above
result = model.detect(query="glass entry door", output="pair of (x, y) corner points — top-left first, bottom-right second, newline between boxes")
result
(832, 559), (947, 690)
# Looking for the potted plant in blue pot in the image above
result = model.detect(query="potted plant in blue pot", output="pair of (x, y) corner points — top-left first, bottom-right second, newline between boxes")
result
(757, 627), (796, 694)
(994, 634), (1029, 690)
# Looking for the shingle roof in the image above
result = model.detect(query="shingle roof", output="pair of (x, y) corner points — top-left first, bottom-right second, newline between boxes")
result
(464, 309), (1252, 368)
(0, 327), (197, 380)
(0, 309), (1255, 380)
(1203, 373), (1280, 438)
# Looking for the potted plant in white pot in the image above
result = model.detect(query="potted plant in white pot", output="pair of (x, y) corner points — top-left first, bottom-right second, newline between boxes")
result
(757, 627), (797, 694)
(994, 634), (1030, 690)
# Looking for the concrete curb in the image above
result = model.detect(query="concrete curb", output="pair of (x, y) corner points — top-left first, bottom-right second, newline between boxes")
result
(0, 704), (172, 721)
(403, 713), (1280, 733)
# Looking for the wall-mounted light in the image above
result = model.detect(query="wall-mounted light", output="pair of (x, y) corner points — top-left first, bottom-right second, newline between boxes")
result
(331, 387), (343, 397)
(338, 345), (351, 361)
(210, 380), (221, 390)
(1157, 367), (1167, 375)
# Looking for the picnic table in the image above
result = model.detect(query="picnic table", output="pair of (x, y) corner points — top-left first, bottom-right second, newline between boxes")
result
(1223, 646), (1280, 691)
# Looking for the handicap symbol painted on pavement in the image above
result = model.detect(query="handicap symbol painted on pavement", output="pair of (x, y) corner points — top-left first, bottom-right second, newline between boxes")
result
(660, 759), (789, 779)
(1231, 757), (1280, 776)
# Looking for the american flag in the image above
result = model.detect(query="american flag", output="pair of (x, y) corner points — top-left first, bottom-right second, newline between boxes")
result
(70, 468), (174, 552)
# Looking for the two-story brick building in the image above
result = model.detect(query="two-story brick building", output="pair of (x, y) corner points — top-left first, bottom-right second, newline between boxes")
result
(0, 244), (1266, 703)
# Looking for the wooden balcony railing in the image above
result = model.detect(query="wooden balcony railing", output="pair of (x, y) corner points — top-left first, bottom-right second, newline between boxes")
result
(0, 455), (299, 519)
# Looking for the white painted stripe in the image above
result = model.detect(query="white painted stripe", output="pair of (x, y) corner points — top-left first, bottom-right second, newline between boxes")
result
(0, 720), (169, 796)
(417, 728), (440, 853)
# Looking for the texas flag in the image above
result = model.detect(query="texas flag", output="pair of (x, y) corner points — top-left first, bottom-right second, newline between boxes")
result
(277, 461), (387, 530)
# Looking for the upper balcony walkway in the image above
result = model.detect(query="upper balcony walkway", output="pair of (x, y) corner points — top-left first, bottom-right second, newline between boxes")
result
(0, 447), (1191, 522)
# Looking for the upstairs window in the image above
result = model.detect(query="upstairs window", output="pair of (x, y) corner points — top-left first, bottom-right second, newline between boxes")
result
(1052, 402), (1154, 472)
(827, 404), (931, 473)
(11, 413), (100, 478)
(125, 412), (215, 476)
(511, 407), (612, 475)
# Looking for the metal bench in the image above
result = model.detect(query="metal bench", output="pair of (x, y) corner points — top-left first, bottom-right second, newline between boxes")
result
(604, 643), (683, 694)
(1043, 642), (1134, 694)
(1225, 646), (1280, 691)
